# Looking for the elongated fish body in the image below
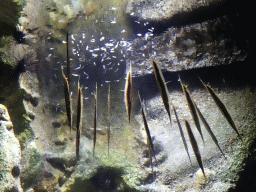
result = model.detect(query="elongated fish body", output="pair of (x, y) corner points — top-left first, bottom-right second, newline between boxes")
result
(93, 82), (97, 157)
(179, 77), (204, 143)
(125, 65), (132, 123)
(199, 78), (242, 141)
(61, 66), (72, 133)
(193, 101), (225, 156)
(184, 119), (205, 178)
(138, 92), (156, 171)
(172, 104), (192, 163)
(152, 61), (171, 124)
(66, 32), (71, 85)
(76, 81), (83, 160)
(107, 85), (111, 157)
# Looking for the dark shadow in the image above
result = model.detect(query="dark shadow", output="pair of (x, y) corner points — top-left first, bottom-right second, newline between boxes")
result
(69, 166), (141, 192)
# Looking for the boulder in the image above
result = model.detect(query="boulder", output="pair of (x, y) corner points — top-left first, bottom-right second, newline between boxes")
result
(0, 104), (23, 192)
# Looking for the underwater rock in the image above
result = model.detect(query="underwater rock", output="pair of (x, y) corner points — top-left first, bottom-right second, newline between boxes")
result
(6, 0), (254, 191)
(134, 64), (256, 191)
(0, 104), (11, 121)
(126, 0), (225, 21)
(126, 15), (247, 77)
(0, 104), (22, 192)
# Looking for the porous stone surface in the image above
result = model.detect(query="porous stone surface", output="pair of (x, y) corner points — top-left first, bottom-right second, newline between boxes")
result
(126, 0), (224, 20)
(133, 63), (256, 191)
(0, 104), (23, 192)
(126, 15), (247, 76)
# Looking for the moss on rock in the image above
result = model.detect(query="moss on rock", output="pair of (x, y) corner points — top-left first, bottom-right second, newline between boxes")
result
(20, 145), (42, 190)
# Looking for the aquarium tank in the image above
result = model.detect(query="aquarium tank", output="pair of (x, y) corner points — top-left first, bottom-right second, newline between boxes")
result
(0, 0), (256, 191)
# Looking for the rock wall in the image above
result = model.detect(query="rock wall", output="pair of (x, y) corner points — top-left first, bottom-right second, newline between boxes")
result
(0, 104), (22, 192)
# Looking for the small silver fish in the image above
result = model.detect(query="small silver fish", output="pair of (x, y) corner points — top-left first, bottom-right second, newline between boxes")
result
(179, 76), (204, 143)
(93, 82), (98, 157)
(138, 92), (156, 171)
(184, 118), (205, 178)
(199, 78), (242, 141)
(125, 63), (132, 123)
(61, 66), (72, 133)
(172, 104), (192, 163)
(152, 61), (171, 124)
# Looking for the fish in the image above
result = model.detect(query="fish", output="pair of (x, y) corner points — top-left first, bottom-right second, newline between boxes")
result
(151, 61), (171, 124)
(61, 66), (72, 133)
(199, 78), (242, 141)
(107, 84), (111, 157)
(138, 92), (156, 171)
(179, 76), (204, 143)
(76, 80), (83, 160)
(172, 104), (192, 163)
(184, 118), (206, 178)
(125, 63), (132, 123)
(93, 82), (98, 157)
(193, 100), (225, 156)
(66, 32), (71, 85)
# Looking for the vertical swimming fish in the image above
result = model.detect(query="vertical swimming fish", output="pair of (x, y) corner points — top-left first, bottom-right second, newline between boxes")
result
(151, 61), (171, 124)
(66, 32), (71, 85)
(125, 63), (132, 123)
(138, 92), (156, 171)
(61, 66), (72, 133)
(93, 82), (97, 157)
(199, 78), (242, 141)
(107, 84), (111, 158)
(179, 76), (204, 143)
(193, 101), (225, 156)
(184, 119), (205, 178)
(76, 80), (83, 160)
(172, 104), (192, 163)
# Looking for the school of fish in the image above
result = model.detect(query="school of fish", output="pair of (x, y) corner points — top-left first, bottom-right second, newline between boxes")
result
(61, 34), (242, 178)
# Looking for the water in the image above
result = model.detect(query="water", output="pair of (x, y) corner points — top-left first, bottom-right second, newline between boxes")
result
(1, 0), (255, 191)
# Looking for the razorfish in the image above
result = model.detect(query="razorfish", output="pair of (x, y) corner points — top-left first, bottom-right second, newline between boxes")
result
(179, 76), (204, 143)
(66, 32), (71, 85)
(107, 84), (111, 158)
(76, 80), (83, 160)
(61, 66), (72, 133)
(199, 78), (242, 141)
(193, 100), (225, 156)
(151, 61), (172, 124)
(138, 92), (156, 171)
(172, 104), (192, 163)
(125, 63), (132, 123)
(184, 118), (206, 178)
(93, 82), (98, 157)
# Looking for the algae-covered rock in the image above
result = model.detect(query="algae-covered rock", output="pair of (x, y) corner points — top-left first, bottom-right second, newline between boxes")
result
(126, 15), (248, 77)
(0, 104), (22, 192)
(126, 0), (224, 21)
(20, 143), (43, 190)
(133, 63), (256, 191)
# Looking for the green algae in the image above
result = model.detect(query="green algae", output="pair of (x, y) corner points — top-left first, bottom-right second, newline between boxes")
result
(17, 127), (35, 149)
(65, 166), (141, 192)
(0, 0), (22, 27)
(21, 146), (42, 190)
